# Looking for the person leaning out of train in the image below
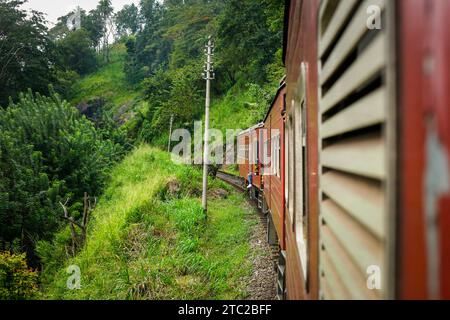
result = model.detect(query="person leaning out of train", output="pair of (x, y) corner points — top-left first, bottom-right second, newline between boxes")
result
(247, 172), (253, 189)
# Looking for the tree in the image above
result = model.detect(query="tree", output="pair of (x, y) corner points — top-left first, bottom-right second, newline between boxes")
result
(0, 89), (121, 265)
(0, 0), (57, 106)
(115, 4), (139, 38)
(136, 0), (168, 70)
(123, 36), (146, 84)
(56, 28), (98, 75)
(123, 0), (169, 83)
(216, 0), (284, 88)
(83, 9), (105, 50)
(97, 0), (114, 62)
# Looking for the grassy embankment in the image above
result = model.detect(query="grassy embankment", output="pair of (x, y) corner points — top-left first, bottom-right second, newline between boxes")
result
(40, 146), (259, 299)
(38, 45), (276, 299)
(69, 43), (147, 129)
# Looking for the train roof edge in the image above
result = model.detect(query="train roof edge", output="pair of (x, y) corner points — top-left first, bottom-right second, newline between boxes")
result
(282, 0), (291, 66)
(237, 122), (265, 137)
(263, 80), (286, 123)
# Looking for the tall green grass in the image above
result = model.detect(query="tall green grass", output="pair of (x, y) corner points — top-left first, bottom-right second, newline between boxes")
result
(40, 145), (257, 300)
(209, 83), (277, 134)
(70, 43), (144, 117)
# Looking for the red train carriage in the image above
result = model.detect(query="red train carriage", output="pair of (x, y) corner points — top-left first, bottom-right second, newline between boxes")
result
(398, 0), (450, 300)
(238, 0), (450, 300)
(238, 123), (264, 194)
(261, 83), (287, 298)
(282, 0), (450, 300)
(262, 82), (287, 244)
(287, 0), (396, 300)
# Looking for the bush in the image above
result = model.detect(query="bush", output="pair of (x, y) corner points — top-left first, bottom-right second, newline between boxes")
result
(0, 89), (122, 264)
(56, 29), (98, 76)
(0, 252), (38, 300)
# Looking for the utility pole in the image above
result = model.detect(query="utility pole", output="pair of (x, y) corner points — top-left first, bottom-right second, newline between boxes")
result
(202, 36), (215, 213)
(168, 114), (174, 153)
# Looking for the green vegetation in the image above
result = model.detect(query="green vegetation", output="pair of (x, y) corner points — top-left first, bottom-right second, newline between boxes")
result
(39, 146), (257, 299)
(56, 29), (98, 76)
(0, 252), (38, 300)
(70, 43), (142, 114)
(210, 84), (276, 134)
(0, 0), (57, 106)
(0, 90), (122, 264)
(122, 0), (284, 148)
(0, 0), (284, 300)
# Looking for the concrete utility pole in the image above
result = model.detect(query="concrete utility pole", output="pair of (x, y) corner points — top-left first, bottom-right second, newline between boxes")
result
(168, 114), (174, 153)
(202, 36), (215, 213)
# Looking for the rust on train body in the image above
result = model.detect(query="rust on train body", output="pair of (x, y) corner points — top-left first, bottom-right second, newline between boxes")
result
(398, 0), (450, 300)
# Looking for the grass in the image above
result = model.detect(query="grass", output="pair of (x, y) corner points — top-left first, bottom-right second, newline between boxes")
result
(40, 145), (258, 300)
(70, 43), (145, 120)
(221, 165), (240, 176)
(209, 83), (280, 136)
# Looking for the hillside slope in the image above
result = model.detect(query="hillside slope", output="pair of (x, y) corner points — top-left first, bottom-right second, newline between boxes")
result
(69, 44), (146, 126)
(39, 145), (262, 300)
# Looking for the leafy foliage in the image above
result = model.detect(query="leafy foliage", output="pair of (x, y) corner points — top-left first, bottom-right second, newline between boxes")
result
(56, 29), (98, 76)
(39, 146), (256, 300)
(120, 0), (284, 148)
(0, 251), (38, 300)
(115, 3), (140, 37)
(124, 0), (169, 84)
(215, 0), (284, 88)
(0, 89), (122, 264)
(0, 0), (57, 106)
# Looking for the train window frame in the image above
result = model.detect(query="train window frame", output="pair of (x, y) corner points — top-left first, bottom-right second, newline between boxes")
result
(252, 137), (257, 166)
(294, 62), (309, 288)
(271, 132), (281, 178)
(244, 136), (249, 162)
(263, 132), (270, 176)
(277, 134), (281, 178)
(284, 110), (295, 224)
(285, 115), (290, 205)
(249, 134), (257, 166)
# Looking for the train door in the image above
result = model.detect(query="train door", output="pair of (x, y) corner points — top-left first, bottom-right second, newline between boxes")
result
(237, 133), (250, 179)
(317, 0), (397, 299)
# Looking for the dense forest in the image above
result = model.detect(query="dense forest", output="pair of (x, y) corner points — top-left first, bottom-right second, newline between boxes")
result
(0, 0), (284, 299)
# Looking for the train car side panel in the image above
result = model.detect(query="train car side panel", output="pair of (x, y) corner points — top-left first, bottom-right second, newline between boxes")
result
(317, 0), (398, 299)
(399, 0), (450, 300)
(283, 0), (321, 300)
(263, 86), (287, 248)
(238, 133), (250, 180)
(251, 129), (262, 189)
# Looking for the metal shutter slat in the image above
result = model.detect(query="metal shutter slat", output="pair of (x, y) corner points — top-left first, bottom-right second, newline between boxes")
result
(321, 32), (386, 114)
(322, 87), (386, 139)
(322, 199), (384, 275)
(322, 171), (385, 243)
(322, 227), (381, 299)
(321, 250), (352, 300)
(321, 0), (386, 85)
(319, 0), (360, 57)
(322, 133), (386, 179)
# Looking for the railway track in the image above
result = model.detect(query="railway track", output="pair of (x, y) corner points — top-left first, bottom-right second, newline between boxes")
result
(216, 171), (245, 191)
(217, 170), (280, 294)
